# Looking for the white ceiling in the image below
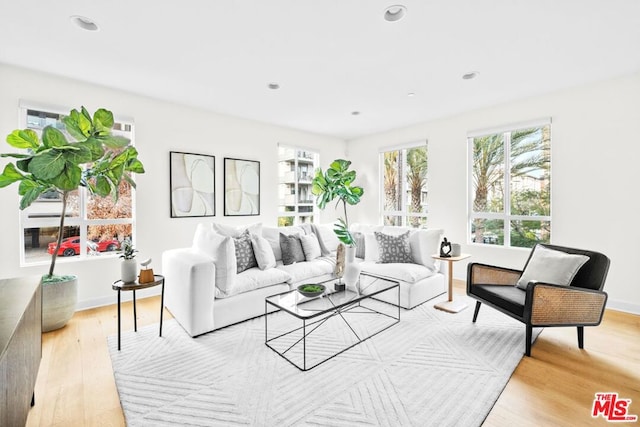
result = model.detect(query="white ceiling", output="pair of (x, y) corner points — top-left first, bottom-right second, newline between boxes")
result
(1, 0), (639, 139)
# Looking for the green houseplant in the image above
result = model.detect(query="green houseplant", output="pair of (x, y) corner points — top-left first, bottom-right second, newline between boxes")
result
(311, 159), (364, 246)
(119, 238), (138, 282)
(0, 106), (145, 330)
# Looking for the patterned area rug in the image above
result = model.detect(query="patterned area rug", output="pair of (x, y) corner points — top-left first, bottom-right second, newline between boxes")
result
(108, 295), (540, 426)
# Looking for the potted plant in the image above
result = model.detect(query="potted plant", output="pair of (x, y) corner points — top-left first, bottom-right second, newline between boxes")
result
(312, 159), (364, 290)
(119, 238), (138, 282)
(0, 106), (145, 331)
(311, 159), (364, 245)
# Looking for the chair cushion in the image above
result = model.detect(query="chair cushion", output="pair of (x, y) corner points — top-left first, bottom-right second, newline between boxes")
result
(471, 285), (526, 318)
(360, 261), (436, 284)
(516, 245), (589, 290)
(216, 267), (291, 298)
(276, 257), (335, 283)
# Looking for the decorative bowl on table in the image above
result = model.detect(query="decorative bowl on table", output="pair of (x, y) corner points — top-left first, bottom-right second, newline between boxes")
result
(297, 284), (326, 298)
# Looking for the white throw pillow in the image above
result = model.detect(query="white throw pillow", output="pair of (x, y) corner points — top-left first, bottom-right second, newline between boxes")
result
(192, 223), (237, 296)
(300, 233), (322, 261)
(250, 234), (276, 270)
(213, 222), (262, 238)
(364, 232), (380, 262)
(516, 245), (589, 290)
(409, 228), (444, 271)
(315, 223), (342, 252)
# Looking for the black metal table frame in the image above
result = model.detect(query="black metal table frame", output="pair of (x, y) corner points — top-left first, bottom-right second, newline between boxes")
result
(112, 275), (165, 351)
(265, 281), (400, 371)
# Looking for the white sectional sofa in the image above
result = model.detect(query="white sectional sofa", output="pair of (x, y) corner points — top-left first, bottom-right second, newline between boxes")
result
(162, 222), (447, 337)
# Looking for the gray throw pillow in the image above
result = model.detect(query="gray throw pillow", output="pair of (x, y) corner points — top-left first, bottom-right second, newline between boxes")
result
(375, 230), (413, 263)
(279, 233), (305, 265)
(233, 230), (258, 273)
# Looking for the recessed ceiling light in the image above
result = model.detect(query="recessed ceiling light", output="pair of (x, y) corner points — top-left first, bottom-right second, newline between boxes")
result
(351, 111), (361, 116)
(70, 15), (99, 31)
(267, 83), (280, 90)
(407, 92), (416, 97)
(462, 71), (479, 80)
(384, 5), (407, 22)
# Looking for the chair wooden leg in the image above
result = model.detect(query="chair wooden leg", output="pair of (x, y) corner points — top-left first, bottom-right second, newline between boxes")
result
(525, 324), (532, 356)
(577, 326), (584, 349)
(472, 301), (481, 322)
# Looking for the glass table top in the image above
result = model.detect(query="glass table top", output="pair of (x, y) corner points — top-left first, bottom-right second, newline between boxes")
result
(265, 272), (399, 320)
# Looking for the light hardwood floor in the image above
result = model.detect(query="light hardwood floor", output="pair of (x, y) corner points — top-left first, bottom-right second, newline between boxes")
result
(26, 281), (640, 426)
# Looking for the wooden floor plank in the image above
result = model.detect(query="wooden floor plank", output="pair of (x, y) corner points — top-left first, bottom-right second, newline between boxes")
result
(26, 282), (639, 426)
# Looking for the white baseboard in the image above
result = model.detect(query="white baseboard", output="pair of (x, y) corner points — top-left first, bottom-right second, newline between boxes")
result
(606, 298), (640, 315)
(76, 287), (162, 312)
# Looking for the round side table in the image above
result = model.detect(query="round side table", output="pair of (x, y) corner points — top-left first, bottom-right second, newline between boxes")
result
(112, 274), (165, 351)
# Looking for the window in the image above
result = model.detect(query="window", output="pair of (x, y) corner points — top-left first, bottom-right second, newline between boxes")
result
(468, 119), (551, 248)
(380, 142), (428, 227)
(20, 105), (136, 265)
(277, 145), (319, 226)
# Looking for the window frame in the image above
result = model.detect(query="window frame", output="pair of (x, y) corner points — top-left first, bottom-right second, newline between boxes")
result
(467, 118), (551, 248)
(277, 144), (319, 226)
(379, 140), (429, 228)
(17, 101), (137, 267)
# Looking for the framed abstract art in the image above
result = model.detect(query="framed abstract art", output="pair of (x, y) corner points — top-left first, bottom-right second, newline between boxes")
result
(169, 151), (215, 217)
(224, 157), (260, 216)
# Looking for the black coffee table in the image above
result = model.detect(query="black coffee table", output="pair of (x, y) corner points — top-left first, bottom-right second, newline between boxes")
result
(265, 272), (400, 371)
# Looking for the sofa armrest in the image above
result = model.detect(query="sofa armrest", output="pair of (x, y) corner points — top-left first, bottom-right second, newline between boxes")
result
(526, 282), (608, 326)
(162, 248), (216, 337)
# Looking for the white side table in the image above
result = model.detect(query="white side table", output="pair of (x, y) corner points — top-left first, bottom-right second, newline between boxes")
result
(432, 254), (471, 313)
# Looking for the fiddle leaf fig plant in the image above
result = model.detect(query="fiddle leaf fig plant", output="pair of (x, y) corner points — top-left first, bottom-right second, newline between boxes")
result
(311, 159), (364, 246)
(0, 106), (145, 278)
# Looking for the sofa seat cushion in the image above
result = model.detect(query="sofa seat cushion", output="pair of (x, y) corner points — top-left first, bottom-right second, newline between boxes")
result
(471, 284), (526, 318)
(276, 257), (335, 284)
(360, 261), (436, 284)
(215, 267), (292, 299)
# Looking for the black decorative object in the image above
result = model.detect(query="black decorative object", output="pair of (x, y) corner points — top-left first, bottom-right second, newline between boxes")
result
(440, 237), (452, 258)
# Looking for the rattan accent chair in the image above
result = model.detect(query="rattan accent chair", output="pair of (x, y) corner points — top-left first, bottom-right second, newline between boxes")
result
(467, 243), (610, 356)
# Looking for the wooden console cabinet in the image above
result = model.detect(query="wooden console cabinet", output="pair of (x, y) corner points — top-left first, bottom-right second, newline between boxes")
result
(0, 276), (42, 426)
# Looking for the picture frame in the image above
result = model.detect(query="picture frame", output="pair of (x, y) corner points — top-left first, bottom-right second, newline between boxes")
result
(169, 151), (215, 217)
(224, 157), (260, 216)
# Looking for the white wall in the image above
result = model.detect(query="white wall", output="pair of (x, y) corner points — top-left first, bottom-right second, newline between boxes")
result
(0, 64), (346, 309)
(347, 72), (640, 314)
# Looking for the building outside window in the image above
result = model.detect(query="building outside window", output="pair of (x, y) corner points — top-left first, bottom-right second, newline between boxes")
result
(277, 145), (319, 226)
(19, 105), (136, 265)
(468, 119), (551, 248)
(380, 142), (428, 228)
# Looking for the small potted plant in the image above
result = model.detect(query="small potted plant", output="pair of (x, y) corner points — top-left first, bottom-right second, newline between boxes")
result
(120, 239), (138, 283)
